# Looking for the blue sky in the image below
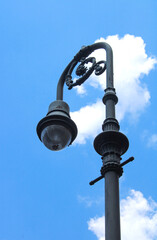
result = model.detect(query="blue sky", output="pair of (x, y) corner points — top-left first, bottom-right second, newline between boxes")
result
(1, 0), (157, 239)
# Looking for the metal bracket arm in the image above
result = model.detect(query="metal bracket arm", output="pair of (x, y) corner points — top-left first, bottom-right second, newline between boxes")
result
(56, 42), (113, 100)
(89, 157), (134, 185)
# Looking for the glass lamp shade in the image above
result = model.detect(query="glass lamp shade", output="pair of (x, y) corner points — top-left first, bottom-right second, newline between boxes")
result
(37, 111), (77, 151)
(41, 124), (72, 151)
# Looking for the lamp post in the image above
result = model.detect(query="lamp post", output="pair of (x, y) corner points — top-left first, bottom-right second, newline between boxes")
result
(37, 42), (134, 240)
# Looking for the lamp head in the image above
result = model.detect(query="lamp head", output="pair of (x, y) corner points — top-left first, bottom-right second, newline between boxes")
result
(37, 100), (77, 151)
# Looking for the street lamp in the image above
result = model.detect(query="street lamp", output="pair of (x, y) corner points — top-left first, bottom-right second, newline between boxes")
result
(37, 100), (77, 151)
(37, 42), (134, 240)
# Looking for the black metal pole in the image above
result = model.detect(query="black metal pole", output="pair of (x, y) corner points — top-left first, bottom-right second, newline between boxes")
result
(55, 42), (130, 240)
(105, 171), (121, 240)
(37, 41), (134, 239)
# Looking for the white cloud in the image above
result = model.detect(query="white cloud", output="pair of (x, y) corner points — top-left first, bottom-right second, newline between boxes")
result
(141, 131), (157, 149)
(75, 85), (87, 95)
(78, 195), (103, 208)
(71, 99), (104, 144)
(88, 190), (157, 240)
(71, 34), (157, 144)
(147, 134), (157, 148)
(88, 216), (105, 240)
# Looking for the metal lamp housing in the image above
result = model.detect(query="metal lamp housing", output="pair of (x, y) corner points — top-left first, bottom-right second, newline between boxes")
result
(37, 100), (77, 151)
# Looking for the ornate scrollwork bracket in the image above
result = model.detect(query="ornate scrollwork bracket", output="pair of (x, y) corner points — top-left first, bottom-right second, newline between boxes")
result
(65, 56), (106, 90)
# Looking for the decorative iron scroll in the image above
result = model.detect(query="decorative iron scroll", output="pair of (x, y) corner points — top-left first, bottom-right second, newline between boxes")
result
(65, 56), (106, 90)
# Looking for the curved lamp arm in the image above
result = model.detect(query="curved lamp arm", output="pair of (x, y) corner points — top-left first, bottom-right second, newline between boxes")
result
(56, 42), (114, 100)
(37, 41), (129, 157)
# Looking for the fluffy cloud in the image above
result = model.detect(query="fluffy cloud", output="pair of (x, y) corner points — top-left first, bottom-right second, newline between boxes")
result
(88, 216), (105, 240)
(71, 99), (104, 144)
(141, 131), (157, 149)
(78, 195), (103, 208)
(71, 34), (157, 144)
(75, 85), (87, 95)
(88, 190), (157, 240)
(147, 134), (157, 148)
